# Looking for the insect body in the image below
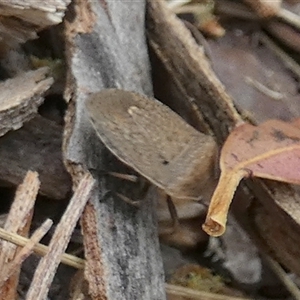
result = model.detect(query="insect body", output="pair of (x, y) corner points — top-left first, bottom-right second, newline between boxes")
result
(86, 89), (217, 202)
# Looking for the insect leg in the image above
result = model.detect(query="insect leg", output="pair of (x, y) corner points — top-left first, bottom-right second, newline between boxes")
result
(106, 171), (138, 182)
(166, 196), (180, 233)
(115, 192), (141, 208)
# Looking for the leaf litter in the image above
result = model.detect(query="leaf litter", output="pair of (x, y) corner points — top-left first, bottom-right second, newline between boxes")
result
(204, 119), (300, 236)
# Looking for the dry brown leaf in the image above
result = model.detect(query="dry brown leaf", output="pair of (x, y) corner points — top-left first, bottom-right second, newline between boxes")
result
(203, 119), (300, 236)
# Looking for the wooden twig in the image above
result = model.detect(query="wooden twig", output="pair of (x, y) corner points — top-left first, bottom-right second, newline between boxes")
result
(277, 8), (300, 30)
(244, 76), (284, 100)
(264, 255), (300, 300)
(243, 0), (282, 18)
(216, 1), (300, 80)
(0, 171), (40, 299)
(167, 0), (191, 10)
(0, 227), (85, 269)
(259, 32), (300, 81)
(0, 219), (53, 288)
(166, 283), (253, 300)
(243, 0), (300, 29)
(26, 173), (94, 300)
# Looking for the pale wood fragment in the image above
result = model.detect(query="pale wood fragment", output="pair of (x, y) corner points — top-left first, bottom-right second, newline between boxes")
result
(0, 171), (39, 299)
(26, 173), (95, 300)
(0, 227), (85, 269)
(0, 219), (52, 288)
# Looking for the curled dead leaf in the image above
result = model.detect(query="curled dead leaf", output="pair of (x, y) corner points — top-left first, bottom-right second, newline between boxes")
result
(203, 119), (300, 236)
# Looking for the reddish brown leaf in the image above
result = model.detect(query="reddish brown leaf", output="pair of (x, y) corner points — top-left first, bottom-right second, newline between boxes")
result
(203, 119), (300, 237)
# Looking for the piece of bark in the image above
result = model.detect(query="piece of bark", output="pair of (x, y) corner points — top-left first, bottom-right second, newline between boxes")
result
(0, 67), (53, 137)
(64, 1), (165, 299)
(147, 1), (241, 142)
(147, 0), (300, 276)
(0, 0), (71, 52)
(0, 115), (72, 199)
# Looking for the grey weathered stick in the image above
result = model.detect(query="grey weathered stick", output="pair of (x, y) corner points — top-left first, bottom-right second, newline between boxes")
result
(64, 0), (165, 299)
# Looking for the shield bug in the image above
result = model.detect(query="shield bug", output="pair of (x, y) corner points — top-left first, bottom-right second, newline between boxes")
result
(86, 89), (217, 200)
(86, 89), (217, 246)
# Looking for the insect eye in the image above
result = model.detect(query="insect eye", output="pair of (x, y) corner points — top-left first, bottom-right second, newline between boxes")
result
(162, 160), (169, 165)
